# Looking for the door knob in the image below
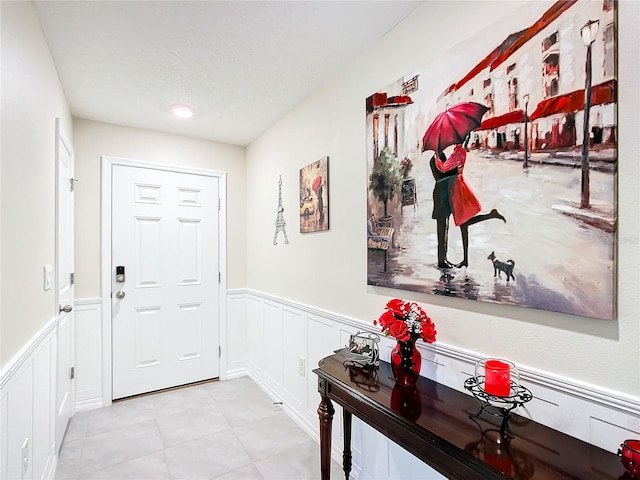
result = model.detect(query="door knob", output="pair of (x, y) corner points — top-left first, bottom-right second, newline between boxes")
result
(115, 290), (126, 299)
(59, 304), (73, 313)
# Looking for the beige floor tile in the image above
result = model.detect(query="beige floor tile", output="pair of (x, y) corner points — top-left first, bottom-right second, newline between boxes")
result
(211, 462), (265, 480)
(253, 439), (343, 480)
(232, 412), (312, 461)
(78, 420), (164, 475)
(156, 404), (231, 447)
(152, 383), (215, 417)
(164, 430), (251, 480)
(76, 451), (169, 480)
(87, 395), (157, 437)
(215, 391), (282, 427)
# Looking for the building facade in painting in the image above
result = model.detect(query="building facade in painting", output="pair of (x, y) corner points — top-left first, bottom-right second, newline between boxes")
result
(437, 0), (616, 152)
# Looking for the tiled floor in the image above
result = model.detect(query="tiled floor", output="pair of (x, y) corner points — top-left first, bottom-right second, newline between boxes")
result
(55, 377), (342, 480)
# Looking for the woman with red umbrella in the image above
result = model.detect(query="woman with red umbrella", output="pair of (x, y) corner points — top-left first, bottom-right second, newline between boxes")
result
(423, 103), (505, 269)
(312, 175), (324, 225)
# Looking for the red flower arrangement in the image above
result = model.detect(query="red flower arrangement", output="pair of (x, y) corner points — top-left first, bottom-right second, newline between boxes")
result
(374, 299), (436, 344)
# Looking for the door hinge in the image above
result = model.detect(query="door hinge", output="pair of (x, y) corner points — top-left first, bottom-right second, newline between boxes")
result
(70, 367), (75, 380)
(218, 272), (221, 284)
(70, 272), (75, 285)
(69, 178), (78, 192)
(219, 346), (221, 357)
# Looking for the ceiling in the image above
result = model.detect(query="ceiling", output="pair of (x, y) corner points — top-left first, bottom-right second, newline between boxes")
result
(33, 1), (424, 147)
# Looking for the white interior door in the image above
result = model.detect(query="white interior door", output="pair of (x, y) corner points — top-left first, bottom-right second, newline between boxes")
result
(55, 119), (74, 452)
(111, 164), (220, 399)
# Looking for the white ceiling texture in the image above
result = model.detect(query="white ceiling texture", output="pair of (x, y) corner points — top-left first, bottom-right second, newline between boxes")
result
(34, 1), (424, 147)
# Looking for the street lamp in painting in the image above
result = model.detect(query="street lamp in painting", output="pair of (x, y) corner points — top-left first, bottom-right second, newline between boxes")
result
(579, 19), (599, 209)
(522, 94), (530, 169)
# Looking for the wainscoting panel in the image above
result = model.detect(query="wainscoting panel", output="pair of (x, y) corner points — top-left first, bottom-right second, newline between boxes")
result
(262, 302), (283, 391)
(226, 293), (247, 377)
(246, 296), (264, 375)
(305, 315), (342, 417)
(353, 421), (391, 480)
(0, 316), (59, 480)
(33, 338), (56, 480)
(388, 439), (445, 480)
(282, 308), (306, 411)
(230, 289), (640, 479)
(1, 390), (8, 480)
(6, 361), (34, 480)
(74, 299), (102, 411)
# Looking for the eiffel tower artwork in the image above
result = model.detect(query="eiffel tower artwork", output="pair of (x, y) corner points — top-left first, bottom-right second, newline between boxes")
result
(273, 175), (289, 245)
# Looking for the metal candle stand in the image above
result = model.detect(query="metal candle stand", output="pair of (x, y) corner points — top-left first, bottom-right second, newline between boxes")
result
(464, 376), (533, 443)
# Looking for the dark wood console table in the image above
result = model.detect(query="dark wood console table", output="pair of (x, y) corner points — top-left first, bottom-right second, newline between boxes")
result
(314, 350), (624, 480)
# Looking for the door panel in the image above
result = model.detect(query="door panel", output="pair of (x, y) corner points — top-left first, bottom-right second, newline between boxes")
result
(55, 120), (74, 452)
(176, 302), (203, 360)
(178, 219), (202, 284)
(134, 216), (162, 287)
(111, 165), (220, 399)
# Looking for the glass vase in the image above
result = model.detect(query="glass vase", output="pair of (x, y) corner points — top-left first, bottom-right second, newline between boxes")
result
(390, 339), (421, 387)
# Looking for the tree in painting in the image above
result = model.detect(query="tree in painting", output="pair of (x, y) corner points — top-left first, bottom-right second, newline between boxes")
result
(369, 146), (403, 219)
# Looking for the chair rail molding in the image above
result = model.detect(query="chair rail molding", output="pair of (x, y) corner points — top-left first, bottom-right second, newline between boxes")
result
(0, 316), (58, 390)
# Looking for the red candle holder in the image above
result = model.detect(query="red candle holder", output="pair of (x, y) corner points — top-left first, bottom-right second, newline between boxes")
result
(475, 358), (519, 398)
(465, 358), (531, 441)
(485, 360), (511, 396)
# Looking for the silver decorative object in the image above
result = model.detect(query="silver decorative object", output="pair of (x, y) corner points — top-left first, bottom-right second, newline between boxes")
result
(344, 332), (380, 368)
(273, 175), (289, 245)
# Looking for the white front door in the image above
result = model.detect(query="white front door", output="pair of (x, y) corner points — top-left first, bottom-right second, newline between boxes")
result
(111, 164), (220, 399)
(55, 119), (74, 452)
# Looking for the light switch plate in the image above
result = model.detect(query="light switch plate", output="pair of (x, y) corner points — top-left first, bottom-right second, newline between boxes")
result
(43, 265), (53, 291)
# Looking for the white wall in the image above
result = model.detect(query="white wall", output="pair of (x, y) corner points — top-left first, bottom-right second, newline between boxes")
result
(0, 0), (73, 367)
(245, 0), (640, 396)
(72, 119), (247, 298)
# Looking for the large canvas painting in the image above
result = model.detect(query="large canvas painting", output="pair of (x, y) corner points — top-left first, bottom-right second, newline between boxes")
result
(366, 0), (617, 319)
(300, 156), (329, 233)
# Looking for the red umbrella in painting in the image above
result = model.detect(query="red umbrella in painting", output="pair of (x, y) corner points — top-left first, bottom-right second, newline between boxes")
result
(421, 102), (489, 153)
(312, 175), (322, 191)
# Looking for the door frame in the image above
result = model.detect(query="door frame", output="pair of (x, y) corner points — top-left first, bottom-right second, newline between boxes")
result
(100, 156), (228, 406)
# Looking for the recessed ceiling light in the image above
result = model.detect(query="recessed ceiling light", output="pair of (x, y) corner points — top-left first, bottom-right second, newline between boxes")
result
(171, 104), (194, 119)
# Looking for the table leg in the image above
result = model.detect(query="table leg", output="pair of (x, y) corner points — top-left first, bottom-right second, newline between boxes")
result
(318, 395), (335, 480)
(343, 410), (352, 480)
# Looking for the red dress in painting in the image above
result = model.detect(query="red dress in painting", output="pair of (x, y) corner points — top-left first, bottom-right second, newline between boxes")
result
(435, 145), (481, 226)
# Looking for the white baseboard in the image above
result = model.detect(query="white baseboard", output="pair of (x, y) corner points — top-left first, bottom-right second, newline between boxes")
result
(74, 398), (104, 413)
(225, 367), (249, 380)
